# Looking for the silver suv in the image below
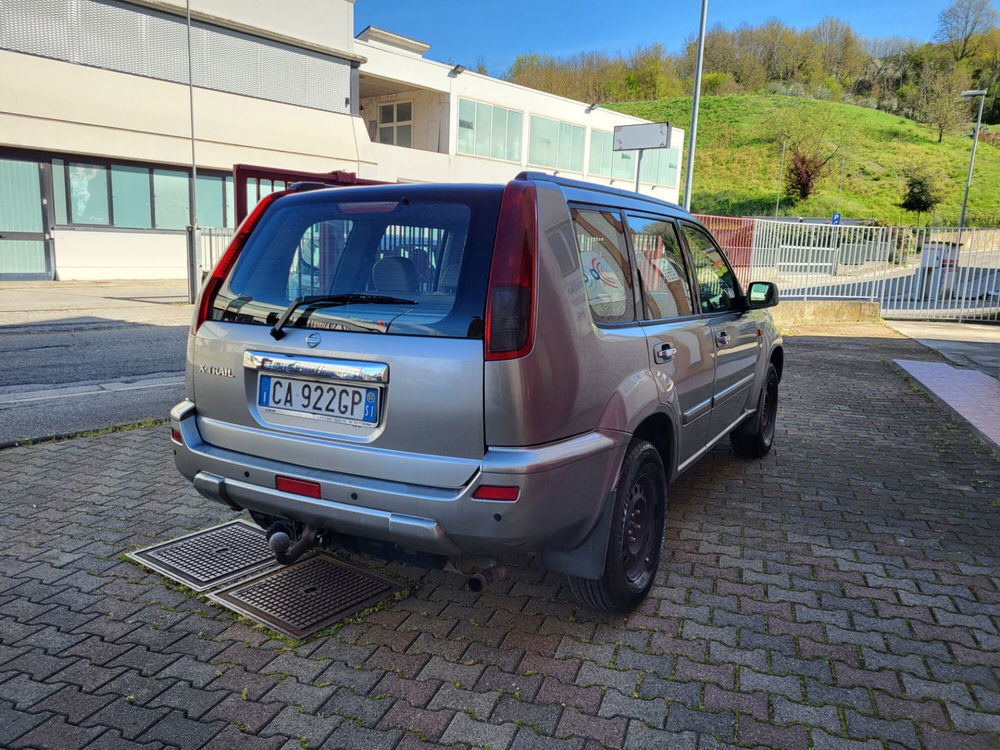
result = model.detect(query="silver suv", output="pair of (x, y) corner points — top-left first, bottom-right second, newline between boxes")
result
(172, 173), (782, 613)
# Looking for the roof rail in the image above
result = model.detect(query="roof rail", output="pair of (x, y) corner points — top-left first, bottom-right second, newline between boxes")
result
(514, 171), (684, 212)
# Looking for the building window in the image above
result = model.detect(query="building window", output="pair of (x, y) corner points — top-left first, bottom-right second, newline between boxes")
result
(52, 157), (233, 230)
(111, 165), (152, 229)
(378, 101), (413, 148)
(457, 99), (522, 162)
(529, 116), (584, 173)
(68, 163), (110, 225)
(639, 147), (681, 187)
(588, 130), (637, 180)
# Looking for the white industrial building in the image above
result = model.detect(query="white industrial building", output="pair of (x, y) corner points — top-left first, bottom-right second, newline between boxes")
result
(0, 0), (683, 280)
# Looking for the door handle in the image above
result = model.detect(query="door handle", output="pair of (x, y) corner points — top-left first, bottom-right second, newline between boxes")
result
(653, 343), (677, 363)
(715, 331), (730, 347)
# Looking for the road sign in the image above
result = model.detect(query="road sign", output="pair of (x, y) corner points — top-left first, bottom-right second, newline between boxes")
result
(831, 212), (842, 226)
(613, 122), (672, 151)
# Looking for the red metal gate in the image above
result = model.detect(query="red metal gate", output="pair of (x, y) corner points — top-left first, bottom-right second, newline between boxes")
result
(233, 164), (385, 224)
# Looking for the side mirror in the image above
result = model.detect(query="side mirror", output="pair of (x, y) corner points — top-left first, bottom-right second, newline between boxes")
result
(746, 281), (779, 309)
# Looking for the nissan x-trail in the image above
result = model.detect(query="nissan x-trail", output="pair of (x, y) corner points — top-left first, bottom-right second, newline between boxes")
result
(172, 172), (782, 612)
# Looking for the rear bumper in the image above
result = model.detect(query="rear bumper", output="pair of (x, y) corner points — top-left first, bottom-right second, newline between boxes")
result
(171, 400), (628, 559)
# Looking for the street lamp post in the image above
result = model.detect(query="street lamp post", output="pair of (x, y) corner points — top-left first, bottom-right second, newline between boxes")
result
(682, 0), (708, 212)
(959, 89), (987, 231)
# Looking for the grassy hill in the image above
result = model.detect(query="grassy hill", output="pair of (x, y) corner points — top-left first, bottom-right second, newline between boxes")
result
(610, 95), (1000, 226)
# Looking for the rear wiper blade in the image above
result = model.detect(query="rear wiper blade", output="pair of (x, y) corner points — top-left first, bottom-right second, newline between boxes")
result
(270, 294), (417, 340)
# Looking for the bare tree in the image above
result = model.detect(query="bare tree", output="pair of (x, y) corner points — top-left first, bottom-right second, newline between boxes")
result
(936, 0), (999, 61)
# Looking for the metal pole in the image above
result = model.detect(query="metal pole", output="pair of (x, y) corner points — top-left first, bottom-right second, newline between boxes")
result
(682, 0), (708, 212)
(837, 159), (845, 214)
(634, 149), (643, 194)
(185, 0), (199, 304)
(774, 142), (786, 218)
(959, 92), (985, 231)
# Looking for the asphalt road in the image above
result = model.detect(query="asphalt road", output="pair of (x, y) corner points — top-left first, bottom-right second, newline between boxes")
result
(0, 318), (188, 445)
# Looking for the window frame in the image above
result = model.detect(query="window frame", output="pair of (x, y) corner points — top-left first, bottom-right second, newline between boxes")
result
(455, 97), (524, 163)
(376, 100), (414, 148)
(49, 153), (233, 232)
(567, 202), (644, 328)
(677, 220), (746, 316)
(528, 115), (585, 173)
(623, 211), (701, 324)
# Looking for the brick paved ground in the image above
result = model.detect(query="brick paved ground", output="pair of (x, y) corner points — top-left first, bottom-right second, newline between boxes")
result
(2, 323), (999, 750)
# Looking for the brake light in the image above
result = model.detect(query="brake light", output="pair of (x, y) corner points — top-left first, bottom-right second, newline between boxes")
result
(473, 485), (520, 501)
(275, 476), (321, 499)
(191, 190), (290, 334)
(170, 428), (183, 444)
(485, 182), (537, 360)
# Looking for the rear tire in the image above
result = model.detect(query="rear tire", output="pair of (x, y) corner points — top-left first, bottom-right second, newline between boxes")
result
(730, 363), (778, 459)
(568, 439), (666, 613)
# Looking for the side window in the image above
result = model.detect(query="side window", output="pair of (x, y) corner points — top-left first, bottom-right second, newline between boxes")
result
(570, 208), (635, 324)
(682, 224), (739, 314)
(626, 214), (694, 320)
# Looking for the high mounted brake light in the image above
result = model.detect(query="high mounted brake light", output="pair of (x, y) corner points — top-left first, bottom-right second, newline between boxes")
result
(191, 190), (290, 334)
(484, 181), (537, 360)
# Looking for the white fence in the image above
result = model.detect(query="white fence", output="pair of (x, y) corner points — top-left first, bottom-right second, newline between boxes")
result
(197, 227), (235, 278)
(724, 219), (1000, 322)
(199, 220), (1000, 322)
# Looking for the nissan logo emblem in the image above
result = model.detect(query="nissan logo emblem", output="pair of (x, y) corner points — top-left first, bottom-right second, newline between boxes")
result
(305, 332), (321, 348)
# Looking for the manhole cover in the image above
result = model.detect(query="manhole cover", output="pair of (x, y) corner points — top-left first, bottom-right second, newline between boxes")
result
(209, 554), (401, 639)
(127, 520), (276, 591)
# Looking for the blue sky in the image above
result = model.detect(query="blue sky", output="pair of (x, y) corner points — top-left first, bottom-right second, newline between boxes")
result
(354, 0), (947, 74)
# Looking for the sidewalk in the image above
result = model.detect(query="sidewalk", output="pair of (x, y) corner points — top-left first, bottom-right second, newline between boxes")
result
(0, 280), (193, 327)
(1, 323), (998, 749)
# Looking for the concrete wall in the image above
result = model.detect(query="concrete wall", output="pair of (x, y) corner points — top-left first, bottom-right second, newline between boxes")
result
(0, 51), (364, 174)
(770, 300), (882, 327)
(53, 230), (187, 280)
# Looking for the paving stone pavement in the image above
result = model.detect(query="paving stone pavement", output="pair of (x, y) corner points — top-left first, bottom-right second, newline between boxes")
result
(2, 323), (999, 750)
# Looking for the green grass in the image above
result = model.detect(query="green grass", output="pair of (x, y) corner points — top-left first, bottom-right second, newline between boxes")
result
(609, 95), (1000, 225)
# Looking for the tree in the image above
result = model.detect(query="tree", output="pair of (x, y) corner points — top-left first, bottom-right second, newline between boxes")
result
(916, 63), (972, 142)
(936, 0), (999, 61)
(900, 165), (944, 223)
(774, 106), (846, 201)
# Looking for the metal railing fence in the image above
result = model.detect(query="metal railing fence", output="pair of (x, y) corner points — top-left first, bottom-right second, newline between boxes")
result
(698, 216), (1000, 322)
(198, 219), (1000, 322)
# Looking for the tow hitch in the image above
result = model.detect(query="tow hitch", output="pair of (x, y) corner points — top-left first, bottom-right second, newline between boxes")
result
(266, 521), (318, 565)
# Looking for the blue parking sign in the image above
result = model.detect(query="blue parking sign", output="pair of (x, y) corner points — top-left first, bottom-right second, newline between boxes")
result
(832, 212), (841, 225)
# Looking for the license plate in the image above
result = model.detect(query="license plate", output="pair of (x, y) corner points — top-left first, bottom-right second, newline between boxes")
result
(257, 375), (379, 426)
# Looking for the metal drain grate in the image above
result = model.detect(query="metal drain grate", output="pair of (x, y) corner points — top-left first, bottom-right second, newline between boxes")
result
(127, 520), (276, 591)
(209, 554), (401, 639)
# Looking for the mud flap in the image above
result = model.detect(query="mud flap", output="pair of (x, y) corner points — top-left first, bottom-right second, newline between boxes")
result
(541, 488), (615, 580)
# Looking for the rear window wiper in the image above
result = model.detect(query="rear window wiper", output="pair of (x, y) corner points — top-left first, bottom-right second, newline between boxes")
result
(270, 294), (417, 340)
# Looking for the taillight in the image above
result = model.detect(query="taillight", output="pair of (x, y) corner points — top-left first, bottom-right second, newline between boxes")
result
(191, 190), (291, 334)
(170, 428), (183, 444)
(485, 182), (537, 360)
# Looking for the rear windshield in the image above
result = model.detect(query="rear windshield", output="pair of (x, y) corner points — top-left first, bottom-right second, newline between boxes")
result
(211, 187), (503, 338)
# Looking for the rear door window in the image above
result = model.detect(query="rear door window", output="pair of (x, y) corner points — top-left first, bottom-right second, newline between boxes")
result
(626, 214), (695, 320)
(570, 208), (635, 324)
(212, 188), (501, 338)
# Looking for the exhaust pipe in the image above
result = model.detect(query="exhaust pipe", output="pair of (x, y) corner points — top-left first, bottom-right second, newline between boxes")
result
(466, 565), (506, 592)
(267, 523), (317, 565)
